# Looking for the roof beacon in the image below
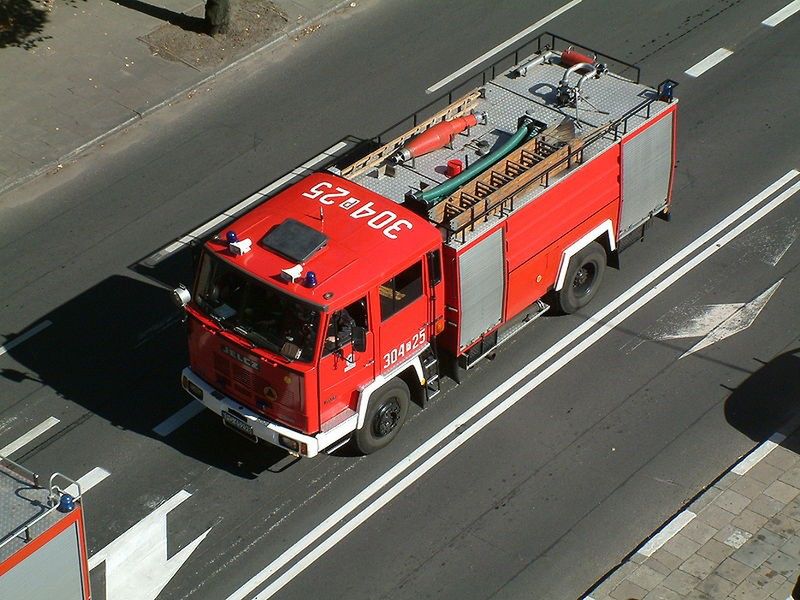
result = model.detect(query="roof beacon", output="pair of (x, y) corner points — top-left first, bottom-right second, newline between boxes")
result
(305, 271), (318, 287)
(226, 230), (252, 255)
(281, 264), (303, 283)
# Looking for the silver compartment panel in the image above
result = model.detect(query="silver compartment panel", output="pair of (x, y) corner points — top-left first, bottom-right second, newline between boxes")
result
(459, 229), (505, 349)
(620, 113), (674, 236)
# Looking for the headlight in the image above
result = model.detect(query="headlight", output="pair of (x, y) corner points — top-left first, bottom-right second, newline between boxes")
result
(182, 376), (204, 400)
(279, 435), (299, 452)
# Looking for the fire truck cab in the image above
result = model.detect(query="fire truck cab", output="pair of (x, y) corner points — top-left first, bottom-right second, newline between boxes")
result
(180, 172), (444, 457)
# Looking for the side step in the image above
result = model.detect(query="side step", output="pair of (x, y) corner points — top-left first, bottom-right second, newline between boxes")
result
(461, 300), (550, 370)
(420, 347), (441, 406)
(496, 299), (550, 347)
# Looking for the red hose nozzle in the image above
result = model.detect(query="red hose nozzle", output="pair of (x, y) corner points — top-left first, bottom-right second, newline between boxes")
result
(560, 48), (595, 67)
(391, 113), (482, 164)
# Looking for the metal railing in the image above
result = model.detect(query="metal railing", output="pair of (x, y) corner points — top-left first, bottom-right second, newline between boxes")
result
(0, 459), (81, 557)
(369, 32), (641, 150)
(438, 90), (673, 243)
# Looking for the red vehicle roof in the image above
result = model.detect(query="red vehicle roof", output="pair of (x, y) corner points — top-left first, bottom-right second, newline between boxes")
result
(206, 172), (440, 309)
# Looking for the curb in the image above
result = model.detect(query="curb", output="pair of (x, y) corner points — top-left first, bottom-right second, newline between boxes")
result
(582, 414), (800, 599)
(0, 0), (355, 198)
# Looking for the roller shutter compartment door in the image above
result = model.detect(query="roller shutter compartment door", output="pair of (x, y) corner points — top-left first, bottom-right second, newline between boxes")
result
(620, 113), (674, 237)
(459, 229), (505, 350)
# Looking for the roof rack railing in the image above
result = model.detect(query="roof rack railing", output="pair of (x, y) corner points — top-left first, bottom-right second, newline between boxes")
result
(0, 454), (39, 487)
(438, 92), (669, 243)
(370, 32), (642, 152)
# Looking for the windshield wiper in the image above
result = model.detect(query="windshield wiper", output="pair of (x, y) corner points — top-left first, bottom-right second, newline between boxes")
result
(232, 325), (275, 350)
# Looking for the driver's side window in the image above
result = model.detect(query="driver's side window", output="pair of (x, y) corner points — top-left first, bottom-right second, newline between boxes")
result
(324, 298), (368, 355)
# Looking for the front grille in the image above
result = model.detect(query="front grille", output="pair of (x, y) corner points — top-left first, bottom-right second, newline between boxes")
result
(232, 365), (252, 387)
(214, 354), (231, 376)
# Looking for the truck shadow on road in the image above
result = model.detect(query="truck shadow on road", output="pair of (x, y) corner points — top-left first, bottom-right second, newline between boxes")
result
(724, 346), (800, 448)
(3, 273), (291, 478)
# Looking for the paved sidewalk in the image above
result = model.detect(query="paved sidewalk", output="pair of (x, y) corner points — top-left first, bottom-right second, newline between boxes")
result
(585, 425), (800, 600)
(0, 0), (355, 195)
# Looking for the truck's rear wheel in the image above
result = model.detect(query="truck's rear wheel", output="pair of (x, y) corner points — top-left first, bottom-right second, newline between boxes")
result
(356, 379), (410, 454)
(557, 241), (606, 314)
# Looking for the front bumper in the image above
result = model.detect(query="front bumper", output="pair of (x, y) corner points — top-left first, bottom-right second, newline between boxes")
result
(180, 367), (321, 457)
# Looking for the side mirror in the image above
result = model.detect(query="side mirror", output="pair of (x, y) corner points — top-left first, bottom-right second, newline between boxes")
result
(352, 326), (367, 353)
(172, 284), (191, 308)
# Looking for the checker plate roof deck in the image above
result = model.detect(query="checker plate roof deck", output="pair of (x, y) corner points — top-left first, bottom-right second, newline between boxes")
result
(0, 459), (61, 563)
(345, 39), (673, 247)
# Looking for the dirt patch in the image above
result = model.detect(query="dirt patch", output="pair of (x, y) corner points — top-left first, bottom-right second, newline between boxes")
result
(140, 0), (289, 71)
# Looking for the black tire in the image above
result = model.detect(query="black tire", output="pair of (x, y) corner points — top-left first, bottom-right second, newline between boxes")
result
(356, 378), (410, 454)
(557, 241), (606, 314)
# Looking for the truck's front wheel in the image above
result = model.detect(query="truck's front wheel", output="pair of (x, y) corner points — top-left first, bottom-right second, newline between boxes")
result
(356, 379), (410, 454)
(557, 241), (606, 314)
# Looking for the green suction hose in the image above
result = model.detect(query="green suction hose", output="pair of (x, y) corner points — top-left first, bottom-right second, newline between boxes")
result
(418, 117), (541, 207)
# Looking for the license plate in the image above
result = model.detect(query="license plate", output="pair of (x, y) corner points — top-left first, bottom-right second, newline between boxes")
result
(222, 410), (258, 443)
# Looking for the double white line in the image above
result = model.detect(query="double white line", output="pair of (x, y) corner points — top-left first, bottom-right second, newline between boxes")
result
(227, 170), (800, 600)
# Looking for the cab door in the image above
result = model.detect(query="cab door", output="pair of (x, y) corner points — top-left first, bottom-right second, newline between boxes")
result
(376, 259), (429, 375)
(317, 297), (374, 425)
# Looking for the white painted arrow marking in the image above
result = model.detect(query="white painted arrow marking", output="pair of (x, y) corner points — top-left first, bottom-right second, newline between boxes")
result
(88, 490), (211, 600)
(661, 280), (783, 358)
(745, 216), (799, 266)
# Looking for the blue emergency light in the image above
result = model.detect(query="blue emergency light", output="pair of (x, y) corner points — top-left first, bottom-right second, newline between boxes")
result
(306, 271), (318, 287)
(57, 493), (76, 513)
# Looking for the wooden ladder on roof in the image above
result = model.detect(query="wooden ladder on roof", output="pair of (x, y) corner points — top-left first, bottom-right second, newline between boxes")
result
(430, 120), (591, 233)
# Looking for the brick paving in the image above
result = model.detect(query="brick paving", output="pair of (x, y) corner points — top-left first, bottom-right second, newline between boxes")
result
(586, 428), (800, 600)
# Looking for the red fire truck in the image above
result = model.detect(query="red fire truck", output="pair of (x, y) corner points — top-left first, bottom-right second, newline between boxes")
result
(174, 33), (678, 457)
(0, 457), (91, 599)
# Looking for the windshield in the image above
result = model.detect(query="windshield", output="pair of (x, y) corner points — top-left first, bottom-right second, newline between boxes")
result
(193, 252), (320, 362)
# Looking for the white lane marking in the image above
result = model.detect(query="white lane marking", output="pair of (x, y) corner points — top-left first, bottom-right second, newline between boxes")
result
(153, 402), (205, 436)
(763, 0), (800, 26)
(252, 178), (800, 600)
(677, 280), (783, 358)
(657, 280), (784, 358)
(426, 0), (584, 94)
(761, 222), (798, 266)
(0, 416), (19, 436)
(89, 490), (212, 600)
(663, 303), (744, 339)
(732, 432), (787, 475)
(225, 173), (302, 217)
(685, 48), (733, 78)
(0, 416), (60, 456)
(735, 216), (800, 267)
(0, 320), (52, 357)
(161, 240), (187, 255)
(299, 142), (348, 170)
(187, 213), (232, 240)
(638, 510), (697, 557)
(225, 192), (267, 216)
(65, 467), (112, 497)
(142, 143), (343, 265)
(256, 172), (303, 197)
(227, 172), (800, 599)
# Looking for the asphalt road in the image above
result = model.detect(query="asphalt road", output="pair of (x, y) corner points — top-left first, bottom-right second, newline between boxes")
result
(1, 1), (799, 599)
